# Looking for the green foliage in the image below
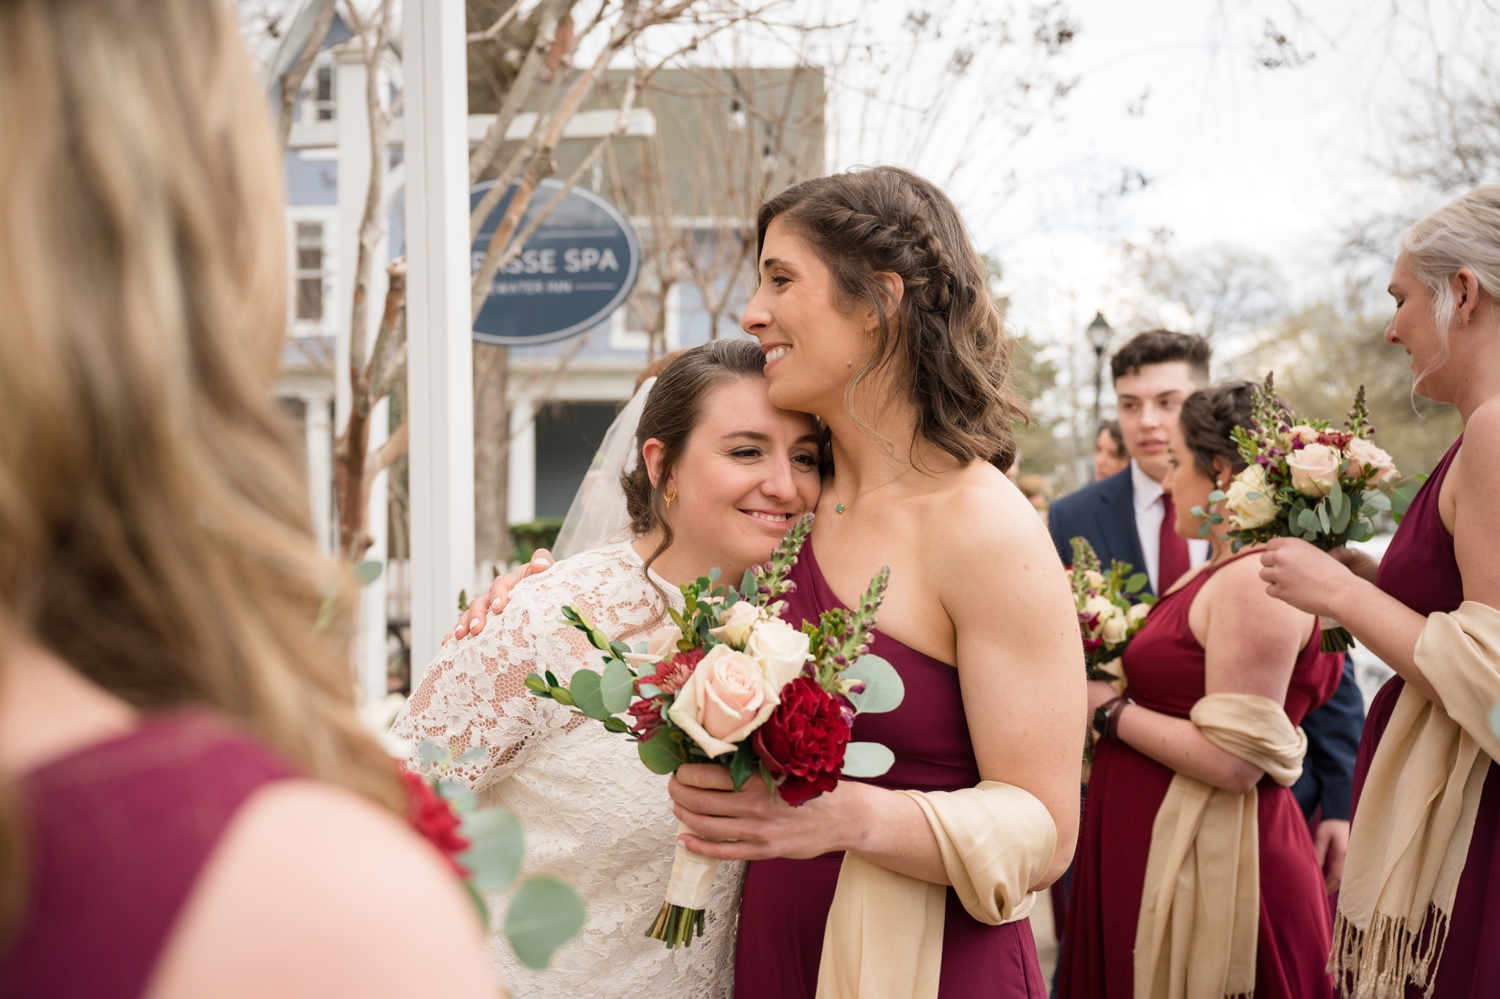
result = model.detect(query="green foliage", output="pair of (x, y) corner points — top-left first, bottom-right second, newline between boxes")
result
(353, 559), (383, 585)
(504, 877), (588, 970)
(637, 730), (687, 774)
(509, 518), (564, 564)
(459, 808), (526, 892)
(842, 655), (904, 714)
(841, 741), (896, 778)
(567, 668), (610, 720)
(729, 742), (756, 791)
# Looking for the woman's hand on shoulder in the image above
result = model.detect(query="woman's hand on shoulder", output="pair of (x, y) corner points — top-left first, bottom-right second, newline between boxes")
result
(444, 548), (555, 645)
(147, 780), (496, 999)
(1455, 399), (1500, 609)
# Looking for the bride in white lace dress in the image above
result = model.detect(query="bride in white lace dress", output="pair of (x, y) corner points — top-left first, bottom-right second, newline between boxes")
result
(391, 340), (822, 997)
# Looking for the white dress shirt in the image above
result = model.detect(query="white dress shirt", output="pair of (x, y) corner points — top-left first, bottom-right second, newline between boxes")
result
(1131, 459), (1210, 594)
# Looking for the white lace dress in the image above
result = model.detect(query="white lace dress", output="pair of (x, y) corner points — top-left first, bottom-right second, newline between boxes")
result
(390, 541), (743, 998)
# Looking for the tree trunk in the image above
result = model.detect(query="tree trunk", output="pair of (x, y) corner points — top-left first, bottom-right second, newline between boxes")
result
(473, 341), (512, 565)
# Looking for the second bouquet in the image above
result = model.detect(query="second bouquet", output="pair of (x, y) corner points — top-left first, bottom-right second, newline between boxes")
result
(525, 514), (905, 948)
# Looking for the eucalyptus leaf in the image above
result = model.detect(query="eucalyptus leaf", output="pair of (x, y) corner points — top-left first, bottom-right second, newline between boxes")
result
(729, 743), (755, 791)
(1329, 484), (1346, 519)
(1363, 491), (1391, 513)
(568, 669), (610, 721)
(841, 741), (896, 778)
(1489, 701), (1500, 742)
(602, 716), (630, 733)
(504, 877), (587, 970)
(741, 569), (758, 599)
(417, 739), (448, 765)
(609, 641), (632, 661)
(637, 683), (662, 699)
(1207, 489), (1226, 503)
(457, 745), (489, 764)
(1331, 497), (1352, 534)
(439, 781), (476, 814)
(353, 559), (383, 585)
(1297, 508), (1319, 536)
(601, 659), (634, 714)
(523, 673), (549, 694)
(1125, 573), (1148, 595)
(1245, 491), (1262, 501)
(843, 655), (905, 714)
(549, 686), (576, 708)
(709, 567), (721, 583)
(1317, 502), (1332, 533)
(637, 731), (686, 774)
(459, 807), (525, 891)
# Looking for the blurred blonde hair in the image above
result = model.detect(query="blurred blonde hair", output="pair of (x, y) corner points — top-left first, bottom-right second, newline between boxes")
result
(0, 0), (403, 934)
(1402, 185), (1500, 385)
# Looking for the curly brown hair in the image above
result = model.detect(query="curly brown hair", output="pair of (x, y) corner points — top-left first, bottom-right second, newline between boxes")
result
(1177, 381), (1255, 479)
(757, 167), (1028, 471)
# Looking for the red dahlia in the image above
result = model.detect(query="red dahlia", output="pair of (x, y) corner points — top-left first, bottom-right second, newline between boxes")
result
(751, 676), (851, 807)
(400, 768), (471, 877)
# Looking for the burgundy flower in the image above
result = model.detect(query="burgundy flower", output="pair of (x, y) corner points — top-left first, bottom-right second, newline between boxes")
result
(627, 697), (665, 740)
(640, 647), (704, 698)
(400, 768), (471, 877)
(751, 676), (850, 807)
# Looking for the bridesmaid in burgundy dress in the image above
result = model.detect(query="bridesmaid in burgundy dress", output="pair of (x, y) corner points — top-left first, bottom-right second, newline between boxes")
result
(1059, 383), (1343, 999)
(1260, 187), (1500, 996)
(665, 168), (1085, 997)
(0, 2), (495, 995)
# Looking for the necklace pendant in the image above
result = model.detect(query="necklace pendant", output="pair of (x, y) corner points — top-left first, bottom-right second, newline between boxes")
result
(835, 503), (846, 514)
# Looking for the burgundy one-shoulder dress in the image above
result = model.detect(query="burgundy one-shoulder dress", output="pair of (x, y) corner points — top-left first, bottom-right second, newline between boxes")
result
(1057, 551), (1343, 999)
(734, 541), (1048, 998)
(0, 712), (294, 998)
(1351, 435), (1500, 996)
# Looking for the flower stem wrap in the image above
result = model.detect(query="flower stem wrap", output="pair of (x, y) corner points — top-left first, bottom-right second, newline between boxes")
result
(645, 821), (720, 948)
(814, 782), (1056, 999)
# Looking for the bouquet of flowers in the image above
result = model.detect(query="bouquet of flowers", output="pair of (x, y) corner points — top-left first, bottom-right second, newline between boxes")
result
(1068, 536), (1153, 693)
(1193, 374), (1420, 651)
(404, 740), (586, 968)
(525, 514), (905, 948)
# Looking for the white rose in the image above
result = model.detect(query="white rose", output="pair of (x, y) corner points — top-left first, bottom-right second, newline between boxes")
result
(623, 623), (682, 667)
(744, 617), (812, 691)
(667, 644), (780, 758)
(1224, 465), (1278, 530)
(1344, 437), (1398, 486)
(1099, 606), (1129, 646)
(1287, 442), (1342, 498)
(1127, 603), (1151, 629)
(1082, 570), (1107, 591)
(1082, 595), (1115, 639)
(708, 599), (763, 648)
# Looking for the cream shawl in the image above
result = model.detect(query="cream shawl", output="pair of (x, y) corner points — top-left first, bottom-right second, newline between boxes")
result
(1332, 600), (1500, 999)
(1134, 693), (1309, 999)
(813, 781), (1057, 999)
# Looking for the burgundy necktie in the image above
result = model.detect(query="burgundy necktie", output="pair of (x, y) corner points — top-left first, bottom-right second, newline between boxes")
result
(1158, 493), (1192, 593)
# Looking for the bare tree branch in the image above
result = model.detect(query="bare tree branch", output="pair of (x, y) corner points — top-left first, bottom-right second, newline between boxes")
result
(276, 0), (338, 151)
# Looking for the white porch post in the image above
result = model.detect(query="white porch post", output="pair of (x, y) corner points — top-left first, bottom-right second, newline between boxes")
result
(404, 0), (474, 682)
(304, 394), (334, 551)
(507, 398), (536, 525)
(335, 45), (391, 704)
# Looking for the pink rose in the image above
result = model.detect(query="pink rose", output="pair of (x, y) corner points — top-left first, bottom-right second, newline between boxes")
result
(623, 623), (683, 667)
(1284, 424), (1322, 448)
(666, 645), (779, 758)
(1287, 442), (1342, 497)
(1344, 437), (1398, 486)
(708, 599), (763, 647)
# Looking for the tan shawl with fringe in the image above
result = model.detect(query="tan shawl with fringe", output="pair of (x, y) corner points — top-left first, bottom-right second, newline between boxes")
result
(1134, 693), (1309, 999)
(813, 780), (1057, 999)
(1332, 600), (1500, 999)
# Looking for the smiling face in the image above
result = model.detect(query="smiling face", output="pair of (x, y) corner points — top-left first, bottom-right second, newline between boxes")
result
(645, 375), (822, 583)
(740, 216), (874, 418)
(1114, 361), (1206, 484)
(1386, 250), (1454, 401)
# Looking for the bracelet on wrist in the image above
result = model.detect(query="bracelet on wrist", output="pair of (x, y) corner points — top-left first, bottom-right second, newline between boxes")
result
(1092, 696), (1135, 740)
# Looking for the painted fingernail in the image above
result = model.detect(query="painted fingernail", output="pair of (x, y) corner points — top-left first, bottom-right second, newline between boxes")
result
(491, 598), (503, 611)
(536, 556), (551, 567)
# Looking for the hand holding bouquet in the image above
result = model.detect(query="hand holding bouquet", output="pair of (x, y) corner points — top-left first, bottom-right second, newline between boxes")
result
(1193, 374), (1420, 651)
(525, 514), (905, 947)
(1068, 536), (1153, 694)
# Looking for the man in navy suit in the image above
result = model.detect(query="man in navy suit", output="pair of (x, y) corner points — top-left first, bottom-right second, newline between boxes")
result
(1048, 330), (1362, 893)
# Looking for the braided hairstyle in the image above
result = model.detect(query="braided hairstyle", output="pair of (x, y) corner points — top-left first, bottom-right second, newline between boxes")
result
(1177, 381), (1255, 479)
(756, 166), (1028, 471)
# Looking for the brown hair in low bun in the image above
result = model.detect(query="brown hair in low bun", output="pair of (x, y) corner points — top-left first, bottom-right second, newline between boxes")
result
(621, 339), (772, 580)
(1177, 381), (1255, 479)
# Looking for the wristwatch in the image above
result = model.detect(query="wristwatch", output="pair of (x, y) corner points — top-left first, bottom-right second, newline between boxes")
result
(1092, 697), (1135, 740)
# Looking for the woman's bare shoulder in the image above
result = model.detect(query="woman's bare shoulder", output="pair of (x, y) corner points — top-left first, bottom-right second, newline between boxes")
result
(930, 463), (1059, 567)
(147, 780), (495, 999)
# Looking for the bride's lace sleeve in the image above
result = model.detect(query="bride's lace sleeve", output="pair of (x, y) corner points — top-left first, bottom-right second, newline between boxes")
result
(390, 546), (670, 791)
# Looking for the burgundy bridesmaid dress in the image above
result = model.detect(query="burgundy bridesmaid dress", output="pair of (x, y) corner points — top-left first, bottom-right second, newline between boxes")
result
(734, 541), (1048, 998)
(1057, 551), (1342, 999)
(0, 711), (295, 998)
(1350, 435), (1500, 997)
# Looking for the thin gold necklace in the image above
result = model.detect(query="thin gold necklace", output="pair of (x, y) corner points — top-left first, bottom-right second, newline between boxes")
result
(832, 467), (912, 514)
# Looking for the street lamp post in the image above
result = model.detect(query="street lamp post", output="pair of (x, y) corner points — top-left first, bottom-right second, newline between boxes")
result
(1088, 311), (1113, 431)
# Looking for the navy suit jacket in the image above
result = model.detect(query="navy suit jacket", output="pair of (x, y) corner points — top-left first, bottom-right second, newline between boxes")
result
(1047, 467), (1362, 822)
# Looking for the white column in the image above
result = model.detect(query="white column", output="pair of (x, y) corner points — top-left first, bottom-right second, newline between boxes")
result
(335, 44), (391, 704)
(305, 394), (333, 551)
(507, 398), (536, 525)
(404, 0), (475, 681)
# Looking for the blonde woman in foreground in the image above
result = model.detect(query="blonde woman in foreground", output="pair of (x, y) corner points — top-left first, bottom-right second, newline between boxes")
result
(0, 1), (494, 996)
(1260, 186), (1500, 997)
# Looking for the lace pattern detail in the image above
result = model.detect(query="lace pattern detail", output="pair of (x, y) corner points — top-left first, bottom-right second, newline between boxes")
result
(392, 542), (741, 998)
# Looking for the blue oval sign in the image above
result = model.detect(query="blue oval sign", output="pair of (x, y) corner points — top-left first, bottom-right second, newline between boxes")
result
(469, 178), (640, 345)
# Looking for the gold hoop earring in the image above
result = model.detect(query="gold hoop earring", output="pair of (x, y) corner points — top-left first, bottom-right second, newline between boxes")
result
(663, 485), (677, 507)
